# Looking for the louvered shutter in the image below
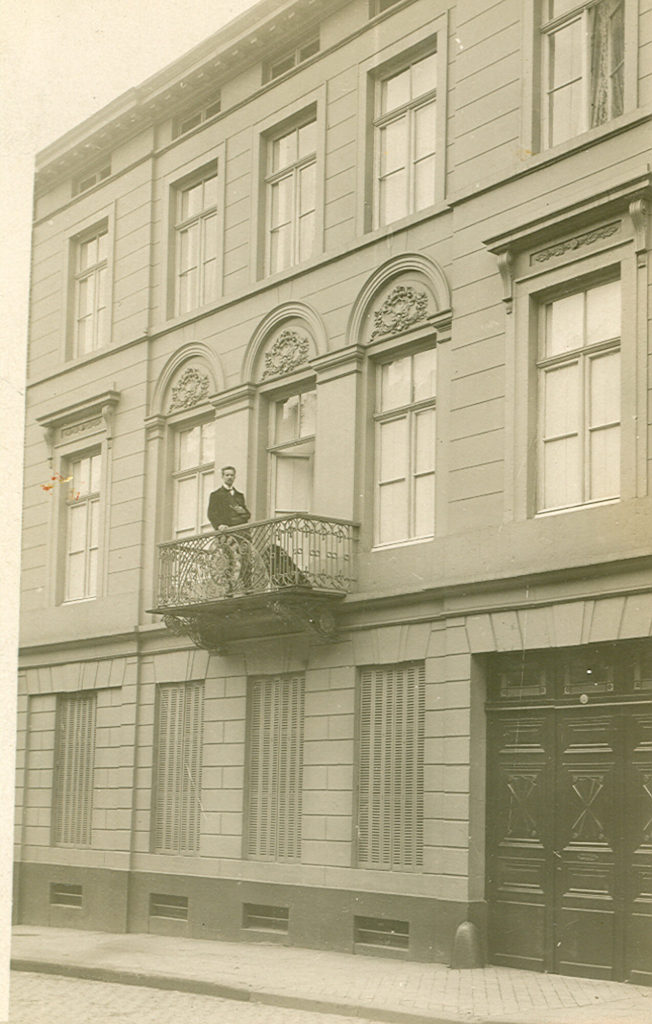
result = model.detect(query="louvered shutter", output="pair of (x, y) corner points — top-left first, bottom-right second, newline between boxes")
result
(153, 682), (203, 854)
(246, 674), (304, 861)
(356, 663), (424, 870)
(53, 692), (96, 846)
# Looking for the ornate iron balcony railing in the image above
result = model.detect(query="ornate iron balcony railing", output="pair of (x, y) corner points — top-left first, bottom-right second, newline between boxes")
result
(156, 514), (356, 610)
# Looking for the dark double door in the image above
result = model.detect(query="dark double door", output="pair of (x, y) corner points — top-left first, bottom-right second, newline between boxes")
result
(486, 703), (652, 983)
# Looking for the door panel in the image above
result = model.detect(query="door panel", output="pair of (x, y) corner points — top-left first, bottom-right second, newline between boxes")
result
(554, 711), (621, 979)
(487, 702), (652, 983)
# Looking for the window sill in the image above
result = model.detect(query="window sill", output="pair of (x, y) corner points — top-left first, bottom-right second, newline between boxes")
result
(535, 497), (619, 518)
(372, 535), (434, 552)
(525, 108), (652, 170)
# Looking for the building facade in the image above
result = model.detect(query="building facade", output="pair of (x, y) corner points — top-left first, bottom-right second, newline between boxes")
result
(15, 0), (652, 983)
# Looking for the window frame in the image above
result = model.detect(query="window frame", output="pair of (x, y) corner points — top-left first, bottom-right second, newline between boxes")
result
(501, 217), (641, 523)
(151, 681), (204, 856)
(62, 447), (103, 603)
(170, 417), (216, 539)
(174, 166), (219, 316)
(165, 154), (224, 321)
(265, 35), (320, 82)
(355, 17), (448, 237)
(522, 0), (637, 157)
(372, 342), (437, 548)
(173, 96), (221, 139)
(266, 383), (317, 517)
(264, 113), (318, 277)
(71, 221), (109, 358)
(250, 90), (325, 282)
(536, 274), (622, 513)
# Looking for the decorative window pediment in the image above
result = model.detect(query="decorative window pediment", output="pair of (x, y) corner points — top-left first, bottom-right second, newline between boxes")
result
(260, 329), (311, 381)
(168, 366), (211, 413)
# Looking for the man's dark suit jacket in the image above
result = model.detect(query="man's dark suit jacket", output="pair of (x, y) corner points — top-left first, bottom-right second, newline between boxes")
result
(207, 486), (251, 529)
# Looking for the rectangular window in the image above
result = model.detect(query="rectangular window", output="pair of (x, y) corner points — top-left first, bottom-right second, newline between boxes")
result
(356, 662), (425, 870)
(174, 97), (221, 138)
(73, 163), (110, 196)
(74, 226), (108, 356)
(374, 49), (437, 228)
(175, 169), (218, 314)
(267, 37), (319, 81)
(152, 682), (204, 855)
(375, 348), (436, 545)
(65, 450), (101, 602)
(173, 421), (214, 538)
(268, 390), (316, 515)
(266, 117), (316, 275)
(538, 277), (621, 512)
(541, 0), (625, 148)
(246, 674), (304, 862)
(52, 692), (96, 847)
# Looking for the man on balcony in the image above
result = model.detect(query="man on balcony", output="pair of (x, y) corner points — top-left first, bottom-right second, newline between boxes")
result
(207, 466), (251, 531)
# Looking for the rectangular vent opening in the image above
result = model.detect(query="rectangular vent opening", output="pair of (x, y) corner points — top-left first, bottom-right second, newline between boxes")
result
(243, 903), (289, 932)
(354, 915), (409, 950)
(149, 893), (188, 920)
(49, 883), (83, 908)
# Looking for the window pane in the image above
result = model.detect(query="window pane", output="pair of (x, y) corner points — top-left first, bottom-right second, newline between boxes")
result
(179, 224), (198, 272)
(414, 101), (437, 160)
(379, 417), (408, 481)
(379, 170), (408, 226)
(73, 457), (91, 495)
(66, 552), (85, 601)
(87, 548), (98, 598)
(589, 350), (620, 426)
(544, 363), (580, 437)
(200, 423), (214, 464)
(411, 52), (437, 98)
(378, 481), (408, 544)
(271, 177), (292, 228)
(382, 67), (410, 114)
(590, 424), (620, 499)
(176, 476), (199, 535)
(299, 162), (315, 215)
(298, 211), (315, 263)
(78, 276), (94, 316)
(413, 349), (436, 401)
(79, 236), (97, 271)
(203, 173), (217, 208)
(380, 117), (408, 175)
(89, 453), (102, 492)
(414, 154), (436, 211)
(89, 499), (100, 548)
(275, 454), (312, 512)
(381, 356), (411, 411)
(550, 79), (584, 146)
(178, 426), (200, 470)
(178, 269), (198, 313)
(586, 279), (620, 343)
(543, 435), (582, 508)
(275, 395), (301, 443)
(414, 473), (435, 538)
(298, 119), (317, 158)
(97, 231), (108, 263)
(270, 224), (292, 274)
(300, 391), (317, 436)
(68, 503), (87, 553)
(181, 181), (203, 220)
(551, 20), (582, 88)
(201, 471), (214, 530)
(414, 408), (435, 474)
(546, 292), (584, 355)
(273, 130), (297, 172)
(203, 213), (217, 260)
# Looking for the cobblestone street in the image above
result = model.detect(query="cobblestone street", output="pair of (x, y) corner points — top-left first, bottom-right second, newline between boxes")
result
(9, 972), (391, 1024)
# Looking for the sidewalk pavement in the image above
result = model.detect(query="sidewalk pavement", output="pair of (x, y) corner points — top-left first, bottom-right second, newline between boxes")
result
(11, 925), (652, 1024)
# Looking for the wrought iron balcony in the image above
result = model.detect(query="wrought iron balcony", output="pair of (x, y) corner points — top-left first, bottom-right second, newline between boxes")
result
(150, 514), (357, 651)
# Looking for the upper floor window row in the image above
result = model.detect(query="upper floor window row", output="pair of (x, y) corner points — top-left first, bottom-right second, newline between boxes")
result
(541, 0), (624, 148)
(72, 163), (110, 197)
(73, 225), (108, 358)
(175, 168), (219, 316)
(266, 116), (317, 276)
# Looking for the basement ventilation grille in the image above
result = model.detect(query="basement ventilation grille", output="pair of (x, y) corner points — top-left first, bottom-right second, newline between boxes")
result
(149, 893), (189, 920)
(49, 883), (83, 908)
(243, 903), (290, 932)
(354, 915), (409, 950)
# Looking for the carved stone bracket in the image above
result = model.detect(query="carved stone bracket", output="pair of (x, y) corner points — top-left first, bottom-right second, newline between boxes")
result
(261, 330), (310, 380)
(163, 613), (227, 653)
(629, 198), (648, 267)
(497, 251), (514, 314)
(169, 366), (211, 412)
(371, 285), (429, 339)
